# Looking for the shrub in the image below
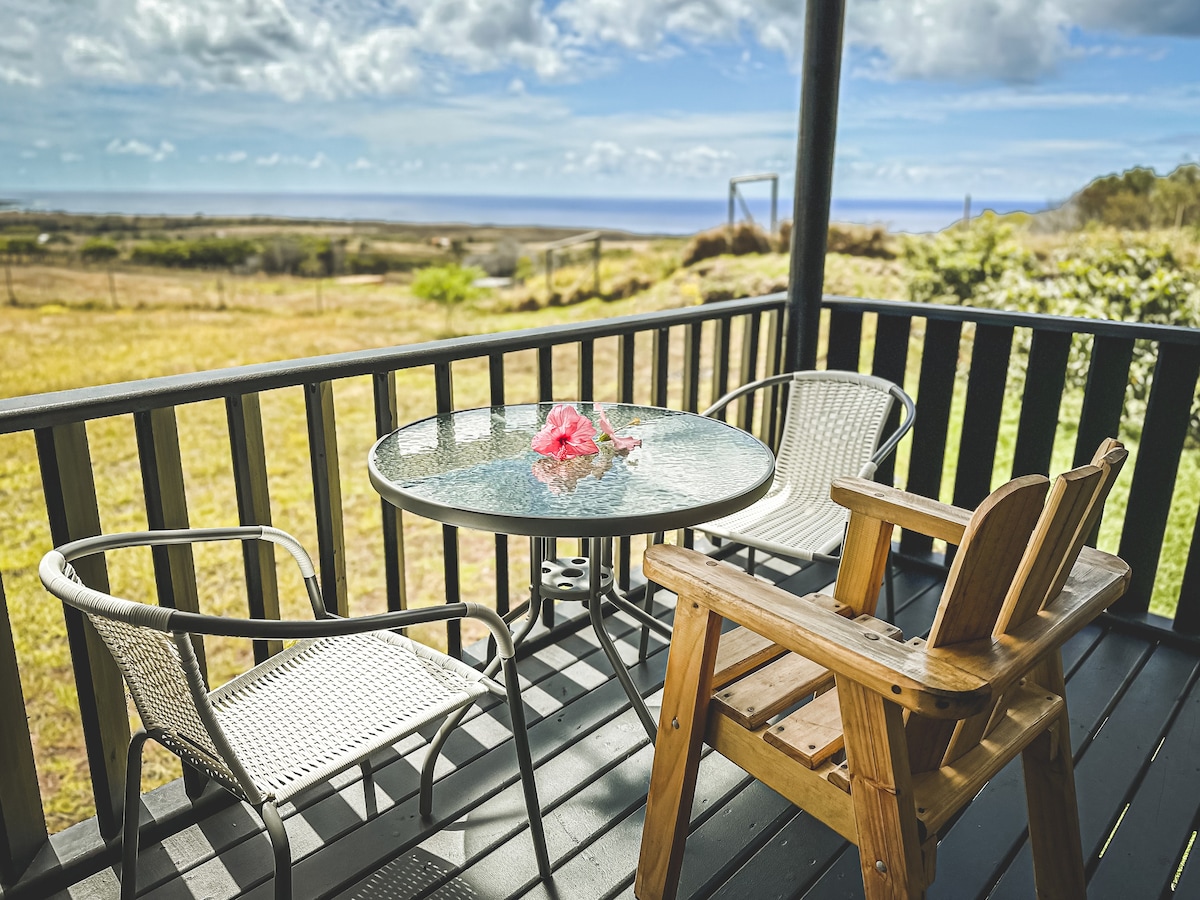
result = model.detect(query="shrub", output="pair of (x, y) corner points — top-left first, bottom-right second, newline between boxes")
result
(681, 228), (729, 266)
(904, 217), (1036, 304)
(826, 223), (896, 259)
(80, 238), (119, 264)
(728, 222), (772, 256)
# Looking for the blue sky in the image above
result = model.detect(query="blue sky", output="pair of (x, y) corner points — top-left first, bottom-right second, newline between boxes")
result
(1, 0), (1198, 206)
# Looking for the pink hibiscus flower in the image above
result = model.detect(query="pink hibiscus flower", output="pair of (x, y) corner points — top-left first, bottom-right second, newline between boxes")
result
(531, 404), (599, 460)
(596, 405), (642, 452)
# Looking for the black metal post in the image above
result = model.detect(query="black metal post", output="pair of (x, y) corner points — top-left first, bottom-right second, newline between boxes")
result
(785, 0), (847, 371)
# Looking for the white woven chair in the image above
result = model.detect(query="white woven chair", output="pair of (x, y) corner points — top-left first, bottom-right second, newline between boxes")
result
(695, 370), (915, 612)
(39, 526), (549, 900)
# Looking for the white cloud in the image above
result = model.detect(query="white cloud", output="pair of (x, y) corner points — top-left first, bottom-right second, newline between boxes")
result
(348, 157), (373, 170)
(106, 138), (176, 161)
(256, 152), (282, 166)
(20, 149), (36, 158)
(216, 150), (247, 163)
(60, 151), (83, 162)
(0, 65), (41, 86)
(0, 0), (1195, 105)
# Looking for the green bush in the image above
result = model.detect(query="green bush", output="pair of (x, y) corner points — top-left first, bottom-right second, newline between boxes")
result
(129, 237), (257, 269)
(907, 230), (1200, 441)
(904, 217), (1036, 304)
(79, 238), (120, 264)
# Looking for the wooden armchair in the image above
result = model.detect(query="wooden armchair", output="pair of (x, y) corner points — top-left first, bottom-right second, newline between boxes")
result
(636, 440), (1130, 900)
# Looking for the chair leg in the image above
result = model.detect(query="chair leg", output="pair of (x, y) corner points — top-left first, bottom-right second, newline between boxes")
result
(1022, 657), (1086, 899)
(501, 656), (551, 878)
(635, 598), (723, 900)
(259, 801), (292, 900)
(120, 729), (150, 900)
(420, 705), (471, 818)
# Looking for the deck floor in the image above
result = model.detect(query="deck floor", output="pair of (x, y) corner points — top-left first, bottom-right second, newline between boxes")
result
(48, 550), (1200, 900)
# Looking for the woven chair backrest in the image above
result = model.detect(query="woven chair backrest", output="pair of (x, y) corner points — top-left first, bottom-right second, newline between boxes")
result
(774, 373), (895, 495)
(76, 590), (241, 789)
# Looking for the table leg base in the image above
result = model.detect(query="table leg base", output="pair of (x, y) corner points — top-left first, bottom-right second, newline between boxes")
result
(539, 556), (614, 602)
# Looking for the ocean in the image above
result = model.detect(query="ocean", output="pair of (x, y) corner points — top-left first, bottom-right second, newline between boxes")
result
(0, 190), (1049, 236)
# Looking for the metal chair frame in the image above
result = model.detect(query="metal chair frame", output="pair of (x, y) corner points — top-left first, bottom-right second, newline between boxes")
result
(40, 526), (549, 899)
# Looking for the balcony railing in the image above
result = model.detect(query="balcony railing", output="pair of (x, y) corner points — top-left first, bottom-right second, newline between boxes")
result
(1, 292), (1198, 896)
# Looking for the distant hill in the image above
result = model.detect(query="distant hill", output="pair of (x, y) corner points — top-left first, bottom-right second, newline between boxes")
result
(1043, 164), (1200, 231)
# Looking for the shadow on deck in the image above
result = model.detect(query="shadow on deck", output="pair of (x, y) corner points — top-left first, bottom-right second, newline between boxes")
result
(46, 550), (1200, 900)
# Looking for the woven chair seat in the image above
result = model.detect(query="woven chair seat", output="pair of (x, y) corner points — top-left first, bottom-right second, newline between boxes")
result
(699, 486), (845, 560)
(211, 630), (491, 804)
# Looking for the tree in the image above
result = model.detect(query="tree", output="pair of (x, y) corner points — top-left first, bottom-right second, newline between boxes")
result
(410, 264), (486, 331)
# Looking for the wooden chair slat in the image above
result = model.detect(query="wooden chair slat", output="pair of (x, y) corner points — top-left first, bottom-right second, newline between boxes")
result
(926, 475), (1049, 648)
(763, 688), (844, 768)
(713, 653), (832, 729)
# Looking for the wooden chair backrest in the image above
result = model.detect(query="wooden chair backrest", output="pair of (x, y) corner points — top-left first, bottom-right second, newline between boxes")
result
(908, 439), (1127, 770)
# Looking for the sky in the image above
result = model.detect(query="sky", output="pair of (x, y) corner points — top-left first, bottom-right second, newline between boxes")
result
(1, 0), (1198, 206)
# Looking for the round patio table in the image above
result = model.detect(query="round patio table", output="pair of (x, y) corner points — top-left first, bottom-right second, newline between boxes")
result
(368, 402), (776, 737)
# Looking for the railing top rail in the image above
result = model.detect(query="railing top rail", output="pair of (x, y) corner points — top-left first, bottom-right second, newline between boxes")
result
(0, 294), (786, 434)
(825, 295), (1200, 345)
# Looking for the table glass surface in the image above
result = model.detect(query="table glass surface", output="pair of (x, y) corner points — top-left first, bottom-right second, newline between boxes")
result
(368, 402), (775, 537)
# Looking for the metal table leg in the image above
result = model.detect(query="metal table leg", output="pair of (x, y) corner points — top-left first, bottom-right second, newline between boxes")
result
(584, 537), (659, 740)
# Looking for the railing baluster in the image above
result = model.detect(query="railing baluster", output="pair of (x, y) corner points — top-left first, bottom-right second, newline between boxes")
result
(952, 324), (1013, 510)
(1074, 335), (1135, 467)
(0, 574), (44, 882)
(900, 318), (962, 558)
(372, 375), (408, 615)
(537, 346), (553, 402)
(652, 327), (670, 408)
(870, 313), (912, 488)
(489, 356), (510, 617)
(134, 408), (204, 669)
(764, 309), (784, 448)
(737, 313), (761, 431)
(434, 363), (463, 655)
(682, 323), (702, 413)
(617, 333), (636, 589)
(711, 317), (732, 419)
(226, 393), (283, 659)
(826, 307), (863, 372)
(304, 381), (348, 617)
(1115, 342), (1200, 615)
(1175, 510), (1200, 635)
(134, 406), (208, 798)
(1011, 330), (1071, 477)
(35, 423), (128, 839)
(579, 340), (595, 402)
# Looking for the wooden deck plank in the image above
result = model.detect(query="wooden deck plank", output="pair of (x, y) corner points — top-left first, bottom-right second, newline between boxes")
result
(988, 644), (1200, 899)
(1088, 657), (1200, 899)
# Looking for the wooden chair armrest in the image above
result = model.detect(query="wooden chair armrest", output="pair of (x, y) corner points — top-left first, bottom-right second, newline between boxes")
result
(927, 547), (1131, 695)
(830, 477), (971, 544)
(644, 544), (990, 719)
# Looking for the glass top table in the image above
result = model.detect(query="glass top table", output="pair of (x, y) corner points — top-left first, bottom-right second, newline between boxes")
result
(367, 402), (776, 539)
(368, 402), (776, 739)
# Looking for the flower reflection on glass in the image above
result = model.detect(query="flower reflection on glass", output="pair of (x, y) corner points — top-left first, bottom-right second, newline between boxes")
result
(532, 454), (614, 494)
(530, 404), (599, 460)
(531, 404), (642, 493)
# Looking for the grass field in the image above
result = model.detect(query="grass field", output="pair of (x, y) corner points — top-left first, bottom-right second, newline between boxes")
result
(1, 232), (1196, 832)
